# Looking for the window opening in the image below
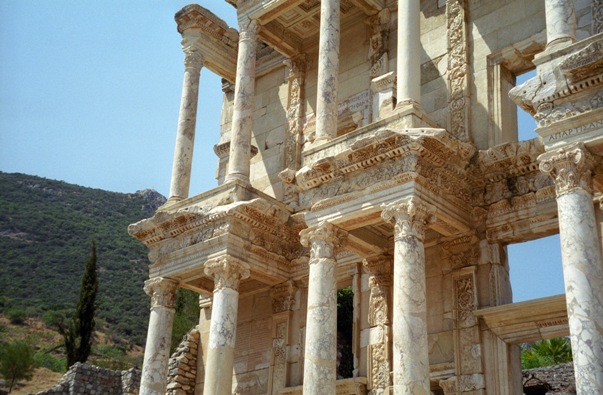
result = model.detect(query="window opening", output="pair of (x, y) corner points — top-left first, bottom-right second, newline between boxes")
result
(507, 234), (564, 303)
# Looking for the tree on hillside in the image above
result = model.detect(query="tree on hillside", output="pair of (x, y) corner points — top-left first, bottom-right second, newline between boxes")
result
(521, 337), (573, 369)
(57, 241), (99, 368)
(0, 340), (36, 393)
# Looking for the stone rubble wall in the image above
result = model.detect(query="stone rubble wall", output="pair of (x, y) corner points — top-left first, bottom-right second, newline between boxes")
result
(166, 328), (199, 395)
(523, 363), (576, 394)
(35, 362), (140, 395)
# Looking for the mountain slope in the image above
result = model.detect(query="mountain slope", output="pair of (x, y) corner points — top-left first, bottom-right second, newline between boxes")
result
(0, 172), (165, 344)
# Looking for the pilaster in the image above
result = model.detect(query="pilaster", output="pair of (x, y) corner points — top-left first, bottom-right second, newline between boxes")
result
(140, 277), (179, 395)
(269, 281), (298, 394)
(381, 197), (435, 395)
(363, 255), (393, 395)
(539, 143), (603, 394)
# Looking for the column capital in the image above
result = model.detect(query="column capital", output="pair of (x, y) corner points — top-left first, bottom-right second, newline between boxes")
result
(204, 256), (250, 291)
(381, 196), (436, 241)
(270, 280), (298, 314)
(299, 221), (348, 260)
(144, 277), (179, 309)
(538, 143), (596, 196)
(239, 17), (260, 40)
(183, 49), (204, 71)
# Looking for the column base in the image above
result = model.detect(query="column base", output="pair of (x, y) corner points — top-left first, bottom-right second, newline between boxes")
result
(394, 99), (436, 128)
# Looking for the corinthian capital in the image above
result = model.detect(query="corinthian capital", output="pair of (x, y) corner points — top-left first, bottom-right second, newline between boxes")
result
(538, 143), (596, 196)
(183, 49), (204, 70)
(299, 221), (347, 260)
(144, 277), (179, 309)
(239, 17), (260, 41)
(381, 196), (436, 240)
(204, 256), (250, 291)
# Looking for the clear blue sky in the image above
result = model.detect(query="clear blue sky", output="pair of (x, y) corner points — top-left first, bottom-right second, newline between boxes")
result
(0, 1), (564, 303)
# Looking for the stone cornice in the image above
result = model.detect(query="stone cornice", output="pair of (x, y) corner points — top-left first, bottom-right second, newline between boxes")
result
(174, 4), (239, 82)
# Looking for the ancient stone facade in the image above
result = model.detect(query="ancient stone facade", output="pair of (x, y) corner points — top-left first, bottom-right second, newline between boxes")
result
(129, 1), (603, 394)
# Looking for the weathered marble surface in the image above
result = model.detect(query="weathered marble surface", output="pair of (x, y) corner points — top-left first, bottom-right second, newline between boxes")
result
(225, 18), (260, 184)
(140, 277), (178, 395)
(299, 222), (347, 395)
(168, 32), (204, 203)
(396, 0), (421, 105)
(203, 256), (250, 395)
(382, 197), (435, 395)
(545, 0), (577, 48)
(539, 144), (603, 394)
(313, 0), (340, 144)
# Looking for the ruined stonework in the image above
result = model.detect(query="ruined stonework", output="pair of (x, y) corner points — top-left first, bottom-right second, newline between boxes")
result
(129, 1), (603, 394)
(35, 363), (140, 395)
(166, 329), (199, 395)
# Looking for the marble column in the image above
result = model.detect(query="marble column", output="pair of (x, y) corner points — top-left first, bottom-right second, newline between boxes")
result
(168, 36), (204, 203)
(202, 256), (250, 395)
(396, 0), (421, 106)
(381, 197), (435, 395)
(313, 0), (340, 144)
(539, 143), (603, 395)
(225, 18), (260, 185)
(545, 0), (576, 49)
(140, 277), (179, 395)
(299, 221), (347, 394)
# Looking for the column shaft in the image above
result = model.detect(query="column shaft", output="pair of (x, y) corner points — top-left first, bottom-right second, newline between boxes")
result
(168, 47), (203, 202)
(314, 0), (340, 143)
(300, 222), (347, 394)
(202, 257), (250, 395)
(396, 0), (421, 105)
(140, 278), (178, 395)
(382, 197), (435, 395)
(539, 144), (603, 394)
(225, 19), (259, 184)
(545, 0), (577, 48)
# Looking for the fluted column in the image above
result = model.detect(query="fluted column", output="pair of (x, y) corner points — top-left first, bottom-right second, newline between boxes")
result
(396, 0), (421, 106)
(202, 256), (250, 395)
(382, 197), (435, 395)
(313, 0), (340, 144)
(299, 221), (347, 394)
(225, 18), (260, 184)
(168, 34), (204, 203)
(140, 277), (179, 395)
(539, 143), (603, 395)
(545, 0), (576, 49)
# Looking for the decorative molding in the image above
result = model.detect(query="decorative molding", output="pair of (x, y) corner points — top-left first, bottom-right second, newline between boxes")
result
(446, 0), (471, 142)
(144, 277), (179, 309)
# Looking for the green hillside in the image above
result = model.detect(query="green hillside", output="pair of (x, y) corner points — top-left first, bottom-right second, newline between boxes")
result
(0, 172), (165, 344)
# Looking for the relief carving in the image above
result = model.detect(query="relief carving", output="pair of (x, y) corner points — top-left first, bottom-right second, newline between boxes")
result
(538, 143), (596, 195)
(381, 197), (436, 241)
(367, 8), (391, 78)
(271, 281), (297, 314)
(204, 256), (250, 291)
(455, 276), (477, 327)
(144, 277), (179, 309)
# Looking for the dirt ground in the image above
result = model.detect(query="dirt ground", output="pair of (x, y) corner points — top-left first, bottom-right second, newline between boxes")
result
(4, 367), (64, 395)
